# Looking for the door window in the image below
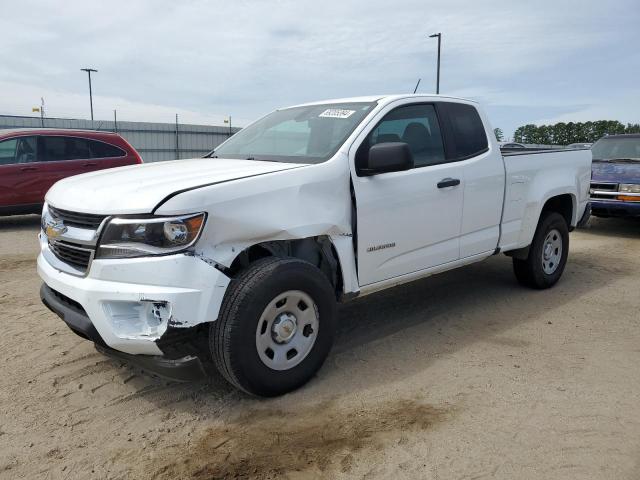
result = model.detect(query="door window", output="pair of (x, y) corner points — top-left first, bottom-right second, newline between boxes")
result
(439, 103), (488, 159)
(357, 104), (446, 169)
(0, 138), (17, 165)
(16, 137), (38, 163)
(40, 136), (92, 162)
(39, 136), (126, 161)
(0, 137), (38, 165)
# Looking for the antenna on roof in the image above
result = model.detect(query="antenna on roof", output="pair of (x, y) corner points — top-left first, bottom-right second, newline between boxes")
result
(413, 78), (421, 94)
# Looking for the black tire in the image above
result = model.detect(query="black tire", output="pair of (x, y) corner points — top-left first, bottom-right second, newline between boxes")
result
(211, 257), (337, 396)
(513, 211), (569, 289)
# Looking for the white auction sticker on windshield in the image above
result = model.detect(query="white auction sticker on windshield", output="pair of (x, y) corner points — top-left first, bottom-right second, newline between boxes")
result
(319, 108), (356, 119)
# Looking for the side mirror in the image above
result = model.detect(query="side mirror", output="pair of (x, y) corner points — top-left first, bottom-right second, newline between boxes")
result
(360, 142), (414, 176)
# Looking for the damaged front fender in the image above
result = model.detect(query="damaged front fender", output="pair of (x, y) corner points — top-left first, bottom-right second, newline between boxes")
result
(156, 155), (360, 294)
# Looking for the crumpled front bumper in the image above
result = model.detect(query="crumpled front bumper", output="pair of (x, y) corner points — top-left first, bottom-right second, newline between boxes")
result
(39, 283), (207, 381)
(37, 250), (231, 356)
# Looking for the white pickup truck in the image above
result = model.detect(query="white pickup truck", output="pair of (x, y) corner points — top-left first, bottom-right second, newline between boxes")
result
(38, 95), (591, 396)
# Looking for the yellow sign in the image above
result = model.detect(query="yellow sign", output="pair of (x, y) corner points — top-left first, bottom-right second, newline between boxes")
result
(32, 107), (40, 113)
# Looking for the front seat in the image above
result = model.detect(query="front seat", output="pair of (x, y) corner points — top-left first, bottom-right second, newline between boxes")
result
(401, 122), (431, 164)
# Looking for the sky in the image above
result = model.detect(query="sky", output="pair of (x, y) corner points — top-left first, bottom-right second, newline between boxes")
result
(1, 0), (639, 138)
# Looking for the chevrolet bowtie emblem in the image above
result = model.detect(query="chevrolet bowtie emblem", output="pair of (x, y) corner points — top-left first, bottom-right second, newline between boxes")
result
(45, 220), (67, 239)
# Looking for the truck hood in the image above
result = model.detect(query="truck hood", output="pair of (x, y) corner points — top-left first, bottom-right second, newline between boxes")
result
(592, 159), (640, 184)
(46, 157), (306, 214)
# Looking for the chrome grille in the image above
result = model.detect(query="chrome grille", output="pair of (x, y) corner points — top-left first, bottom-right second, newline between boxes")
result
(48, 205), (107, 229)
(590, 182), (618, 200)
(48, 240), (93, 272)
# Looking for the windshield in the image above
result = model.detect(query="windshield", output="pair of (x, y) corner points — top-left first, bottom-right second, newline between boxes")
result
(592, 137), (640, 161)
(208, 102), (376, 164)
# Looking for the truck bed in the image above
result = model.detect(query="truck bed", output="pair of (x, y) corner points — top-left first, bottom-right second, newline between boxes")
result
(499, 149), (592, 253)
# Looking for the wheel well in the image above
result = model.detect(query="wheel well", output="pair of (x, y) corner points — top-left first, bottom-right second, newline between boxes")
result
(506, 193), (575, 260)
(542, 194), (574, 227)
(227, 237), (343, 297)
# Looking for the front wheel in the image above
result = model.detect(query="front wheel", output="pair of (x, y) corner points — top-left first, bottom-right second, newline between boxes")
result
(513, 211), (569, 289)
(211, 257), (337, 396)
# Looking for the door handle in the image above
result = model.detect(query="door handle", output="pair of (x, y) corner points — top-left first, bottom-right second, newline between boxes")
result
(83, 162), (98, 167)
(20, 166), (38, 171)
(437, 178), (460, 188)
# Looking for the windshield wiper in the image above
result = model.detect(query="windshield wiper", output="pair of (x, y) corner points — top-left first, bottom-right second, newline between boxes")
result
(243, 156), (282, 162)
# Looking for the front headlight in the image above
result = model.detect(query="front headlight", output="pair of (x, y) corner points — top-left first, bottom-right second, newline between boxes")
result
(96, 213), (206, 259)
(619, 184), (640, 193)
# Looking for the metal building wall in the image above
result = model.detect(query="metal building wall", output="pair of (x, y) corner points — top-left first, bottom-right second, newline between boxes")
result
(0, 115), (240, 162)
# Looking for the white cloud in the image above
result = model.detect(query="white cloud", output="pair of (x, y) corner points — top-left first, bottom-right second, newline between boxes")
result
(0, 80), (252, 126)
(0, 0), (638, 136)
(534, 89), (640, 127)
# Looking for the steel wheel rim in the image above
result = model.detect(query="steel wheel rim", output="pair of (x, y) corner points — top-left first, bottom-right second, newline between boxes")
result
(542, 228), (563, 274)
(255, 290), (319, 371)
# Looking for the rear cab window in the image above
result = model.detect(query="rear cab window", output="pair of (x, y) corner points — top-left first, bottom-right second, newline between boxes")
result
(438, 102), (489, 160)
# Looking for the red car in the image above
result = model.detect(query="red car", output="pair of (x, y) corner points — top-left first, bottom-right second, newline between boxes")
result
(0, 129), (142, 215)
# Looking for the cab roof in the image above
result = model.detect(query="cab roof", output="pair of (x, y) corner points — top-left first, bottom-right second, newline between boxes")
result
(285, 94), (478, 110)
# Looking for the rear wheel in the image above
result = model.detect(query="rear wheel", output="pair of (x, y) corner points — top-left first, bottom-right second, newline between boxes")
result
(513, 211), (569, 289)
(211, 257), (337, 396)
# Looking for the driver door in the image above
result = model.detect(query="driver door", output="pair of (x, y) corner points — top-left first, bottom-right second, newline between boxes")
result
(351, 102), (465, 286)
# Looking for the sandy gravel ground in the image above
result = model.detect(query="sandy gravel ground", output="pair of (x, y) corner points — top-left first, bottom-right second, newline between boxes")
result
(0, 214), (639, 480)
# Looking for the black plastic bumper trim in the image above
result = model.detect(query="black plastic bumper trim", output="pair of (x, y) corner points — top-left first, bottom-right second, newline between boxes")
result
(40, 283), (107, 346)
(95, 344), (206, 382)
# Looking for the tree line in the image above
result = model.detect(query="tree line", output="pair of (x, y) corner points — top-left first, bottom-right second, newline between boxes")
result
(512, 121), (640, 145)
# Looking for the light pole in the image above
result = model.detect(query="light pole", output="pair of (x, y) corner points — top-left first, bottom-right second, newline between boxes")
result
(80, 68), (98, 121)
(428, 33), (441, 94)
